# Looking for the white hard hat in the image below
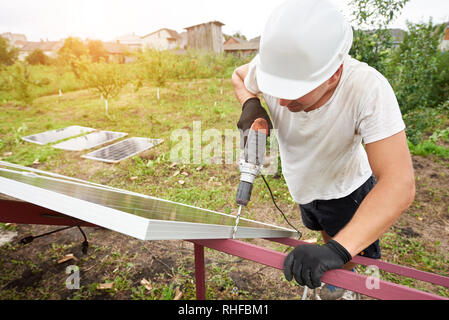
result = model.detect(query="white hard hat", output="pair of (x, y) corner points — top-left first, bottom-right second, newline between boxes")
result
(256, 0), (353, 100)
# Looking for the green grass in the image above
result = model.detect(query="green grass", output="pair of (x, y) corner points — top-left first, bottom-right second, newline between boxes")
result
(408, 128), (449, 158)
(379, 228), (449, 297)
(1, 76), (448, 300)
(0, 65), (86, 102)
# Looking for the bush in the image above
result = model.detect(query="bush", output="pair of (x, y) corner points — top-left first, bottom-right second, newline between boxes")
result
(0, 36), (19, 66)
(0, 62), (51, 107)
(430, 52), (449, 107)
(384, 21), (446, 114)
(26, 49), (50, 65)
(348, 0), (409, 73)
(135, 49), (254, 87)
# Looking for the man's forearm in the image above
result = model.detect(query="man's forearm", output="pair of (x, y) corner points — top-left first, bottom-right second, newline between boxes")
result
(333, 175), (415, 256)
(231, 64), (256, 106)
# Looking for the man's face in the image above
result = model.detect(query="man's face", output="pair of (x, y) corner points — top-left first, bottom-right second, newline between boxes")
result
(279, 81), (330, 113)
(278, 64), (343, 113)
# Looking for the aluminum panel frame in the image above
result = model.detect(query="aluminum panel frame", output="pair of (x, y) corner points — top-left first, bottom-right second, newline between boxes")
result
(0, 162), (297, 240)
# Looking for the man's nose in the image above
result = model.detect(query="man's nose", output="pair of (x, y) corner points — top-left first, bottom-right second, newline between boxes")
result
(279, 99), (292, 106)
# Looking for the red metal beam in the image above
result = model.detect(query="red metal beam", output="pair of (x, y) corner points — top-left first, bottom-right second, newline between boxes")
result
(189, 239), (448, 300)
(2, 199), (447, 300)
(194, 243), (206, 300)
(269, 237), (449, 288)
(0, 200), (98, 227)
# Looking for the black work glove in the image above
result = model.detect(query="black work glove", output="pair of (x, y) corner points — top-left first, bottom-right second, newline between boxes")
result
(237, 97), (273, 148)
(283, 240), (352, 289)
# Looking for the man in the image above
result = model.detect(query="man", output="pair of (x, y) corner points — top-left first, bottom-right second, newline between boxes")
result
(232, 0), (415, 299)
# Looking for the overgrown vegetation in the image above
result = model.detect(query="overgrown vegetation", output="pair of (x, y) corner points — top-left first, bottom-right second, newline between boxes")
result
(348, 0), (449, 149)
(1, 13), (447, 149)
(0, 0), (448, 300)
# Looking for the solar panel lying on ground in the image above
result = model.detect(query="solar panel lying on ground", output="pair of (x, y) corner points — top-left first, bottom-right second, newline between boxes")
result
(0, 161), (296, 240)
(21, 126), (95, 145)
(82, 137), (163, 163)
(52, 131), (127, 151)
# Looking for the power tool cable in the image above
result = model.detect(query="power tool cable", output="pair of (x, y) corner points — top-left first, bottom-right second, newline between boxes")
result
(260, 173), (302, 239)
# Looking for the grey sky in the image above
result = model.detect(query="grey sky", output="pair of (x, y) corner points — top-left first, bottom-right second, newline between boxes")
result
(0, 0), (447, 42)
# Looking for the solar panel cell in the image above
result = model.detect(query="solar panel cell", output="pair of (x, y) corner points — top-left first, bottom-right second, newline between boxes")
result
(21, 126), (95, 145)
(52, 131), (127, 151)
(82, 137), (163, 163)
(0, 161), (296, 240)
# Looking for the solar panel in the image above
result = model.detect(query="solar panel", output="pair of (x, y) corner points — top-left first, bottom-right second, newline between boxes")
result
(0, 161), (296, 240)
(21, 126), (95, 145)
(82, 137), (163, 163)
(52, 131), (127, 151)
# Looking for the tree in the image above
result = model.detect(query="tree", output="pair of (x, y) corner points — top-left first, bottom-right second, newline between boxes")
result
(58, 37), (88, 58)
(349, 0), (410, 28)
(82, 60), (129, 115)
(348, 0), (410, 72)
(385, 21), (446, 113)
(86, 40), (109, 63)
(141, 50), (178, 100)
(232, 32), (247, 41)
(57, 37), (88, 78)
(0, 36), (19, 66)
(1, 62), (49, 107)
(26, 48), (49, 65)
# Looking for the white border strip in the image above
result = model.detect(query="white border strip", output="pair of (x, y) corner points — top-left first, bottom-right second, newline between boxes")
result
(0, 177), (150, 240)
(0, 163), (295, 233)
(0, 176), (297, 240)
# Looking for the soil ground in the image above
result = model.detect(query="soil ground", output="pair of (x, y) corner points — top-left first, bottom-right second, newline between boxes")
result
(1, 155), (448, 300)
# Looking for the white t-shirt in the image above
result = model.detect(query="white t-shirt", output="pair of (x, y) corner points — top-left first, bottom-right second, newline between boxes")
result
(244, 55), (405, 204)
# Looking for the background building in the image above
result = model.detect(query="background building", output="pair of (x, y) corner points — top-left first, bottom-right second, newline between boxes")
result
(141, 28), (182, 50)
(184, 21), (224, 53)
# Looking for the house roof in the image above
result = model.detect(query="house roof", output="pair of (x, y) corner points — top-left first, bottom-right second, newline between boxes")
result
(20, 41), (62, 52)
(184, 21), (225, 30)
(12, 40), (28, 48)
(115, 33), (142, 44)
(224, 36), (246, 45)
(1, 32), (27, 42)
(142, 28), (181, 40)
(224, 42), (259, 51)
(103, 42), (126, 54)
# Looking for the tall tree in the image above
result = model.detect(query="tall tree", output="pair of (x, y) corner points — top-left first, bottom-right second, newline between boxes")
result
(0, 36), (19, 66)
(26, 48), (49, 65)
(82, 60), (129, 115)
(349, 0), (410, 72)
(86, 39), (109, 63)
(57, 37), (88, 78)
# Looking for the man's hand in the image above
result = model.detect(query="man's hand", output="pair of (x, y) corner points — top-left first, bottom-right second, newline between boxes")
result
(283, 240), (352, 289)
(237, 97), (273, 148)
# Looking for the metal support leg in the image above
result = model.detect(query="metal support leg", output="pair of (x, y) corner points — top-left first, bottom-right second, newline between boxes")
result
(194, 243), (206, 300)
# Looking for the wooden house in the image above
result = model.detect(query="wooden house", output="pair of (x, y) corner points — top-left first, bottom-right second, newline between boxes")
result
(184, 21), (224, 53)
